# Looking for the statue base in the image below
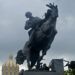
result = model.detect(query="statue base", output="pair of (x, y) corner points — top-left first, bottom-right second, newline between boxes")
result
(23, 71), (64, 75)
(19, 59), (64, 75)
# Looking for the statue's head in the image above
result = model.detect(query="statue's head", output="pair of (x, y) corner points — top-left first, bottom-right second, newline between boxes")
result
(16, 50), (26, 65)
(25, 12), (32, 18)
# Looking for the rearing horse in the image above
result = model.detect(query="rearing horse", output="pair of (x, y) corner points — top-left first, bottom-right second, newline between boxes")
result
(16, 3), (58, 70)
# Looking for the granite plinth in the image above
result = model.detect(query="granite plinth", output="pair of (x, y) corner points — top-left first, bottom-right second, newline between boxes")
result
(24, 71), (64, 75)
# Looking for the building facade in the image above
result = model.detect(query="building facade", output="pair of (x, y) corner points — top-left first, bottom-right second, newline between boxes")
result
(2, 55), (19, 75)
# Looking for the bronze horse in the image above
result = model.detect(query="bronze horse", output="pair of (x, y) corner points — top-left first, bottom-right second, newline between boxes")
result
(16, 3), (58, 70)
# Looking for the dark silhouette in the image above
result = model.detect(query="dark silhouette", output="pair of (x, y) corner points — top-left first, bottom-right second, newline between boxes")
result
(16, 3), (58, 70)
(66, 61), (75, 69)
(19, 69), (24, 75)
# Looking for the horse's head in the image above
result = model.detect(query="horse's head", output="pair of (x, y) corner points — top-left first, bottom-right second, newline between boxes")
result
(16, 50), (26, 65)
(46, 3), (58, 18)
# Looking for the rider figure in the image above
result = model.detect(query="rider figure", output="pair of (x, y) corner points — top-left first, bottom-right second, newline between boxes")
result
(25, 12), (41, 36)
(25, 11), (53, 37)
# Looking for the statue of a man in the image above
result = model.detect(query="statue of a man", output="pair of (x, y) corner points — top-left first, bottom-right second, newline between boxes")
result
(25, 12), (41, 36)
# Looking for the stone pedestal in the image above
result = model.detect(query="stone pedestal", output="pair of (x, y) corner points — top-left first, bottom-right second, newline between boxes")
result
(50, 59), (64, 75)
(24, 71), (64, 75)
(21, 59), (64, 75)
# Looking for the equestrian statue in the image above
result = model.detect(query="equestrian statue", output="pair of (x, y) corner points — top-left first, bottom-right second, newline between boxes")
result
(16, 3), (58, 70)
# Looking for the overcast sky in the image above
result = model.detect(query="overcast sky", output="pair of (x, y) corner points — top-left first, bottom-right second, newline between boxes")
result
(0, 0), (75, 74)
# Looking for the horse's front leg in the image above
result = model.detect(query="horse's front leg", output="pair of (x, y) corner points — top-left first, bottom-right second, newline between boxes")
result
(27, 57), (31, 70)
(42, 49), (47, 56)
(26, 48), (31, 70)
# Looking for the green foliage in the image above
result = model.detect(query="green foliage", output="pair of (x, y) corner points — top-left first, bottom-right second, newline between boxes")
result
(64, 69), (75, 75)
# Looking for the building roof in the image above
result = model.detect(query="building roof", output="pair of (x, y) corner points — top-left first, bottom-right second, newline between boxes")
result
(2, 55), (19, 70)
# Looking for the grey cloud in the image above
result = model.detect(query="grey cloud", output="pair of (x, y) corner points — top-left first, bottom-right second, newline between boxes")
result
(0, 0), (75, 63)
